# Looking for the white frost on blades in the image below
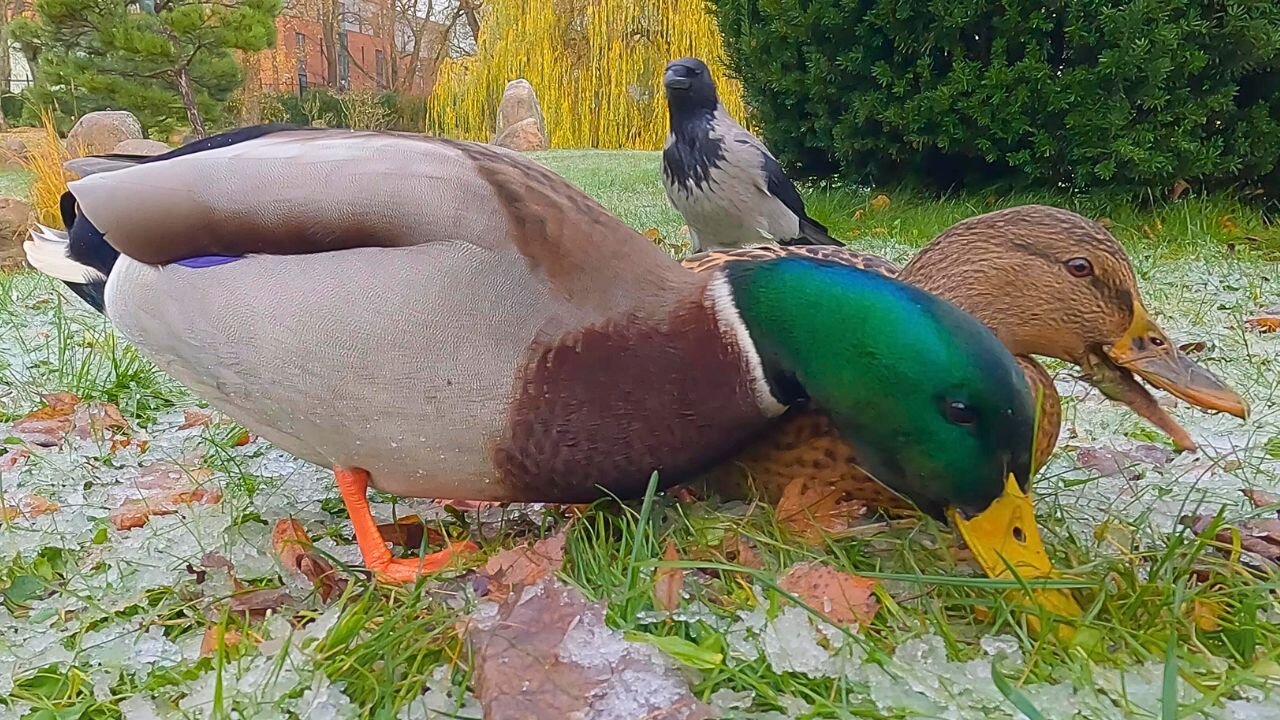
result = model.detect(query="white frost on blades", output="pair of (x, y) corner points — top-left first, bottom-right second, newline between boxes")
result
(556, 604), (697, 720)
(396, 665), (483, 720)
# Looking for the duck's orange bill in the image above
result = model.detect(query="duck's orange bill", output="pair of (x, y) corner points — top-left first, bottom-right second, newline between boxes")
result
(947, 474), (1082, 638)
(1105, 302), (1248, 419)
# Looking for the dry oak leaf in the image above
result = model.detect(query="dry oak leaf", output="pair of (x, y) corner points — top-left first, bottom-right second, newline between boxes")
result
(480, 526), (568, 603)
(776, 477), (869, 544)
(468, 578), (712, 720)
(778, 561), (880, 627)
(653, 540), (683, 612)
(272, 519), (348, 604)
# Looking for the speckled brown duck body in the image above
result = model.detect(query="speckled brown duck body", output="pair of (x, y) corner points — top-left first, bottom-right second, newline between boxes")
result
(683, 205), (1248, 507)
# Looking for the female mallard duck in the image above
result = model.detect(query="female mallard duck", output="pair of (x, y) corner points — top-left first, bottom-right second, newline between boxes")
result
(25, 125), (1049, 585)
(682, 206), (1248, 510)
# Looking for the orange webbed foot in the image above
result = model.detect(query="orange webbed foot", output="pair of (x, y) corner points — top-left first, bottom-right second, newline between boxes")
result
(335, 466), (478, 584)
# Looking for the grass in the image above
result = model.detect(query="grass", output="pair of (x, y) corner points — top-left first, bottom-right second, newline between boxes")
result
(1, 151), (1278, 719)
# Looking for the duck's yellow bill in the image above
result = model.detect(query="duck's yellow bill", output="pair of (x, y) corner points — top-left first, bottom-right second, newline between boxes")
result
(947, 474), (1083, 636)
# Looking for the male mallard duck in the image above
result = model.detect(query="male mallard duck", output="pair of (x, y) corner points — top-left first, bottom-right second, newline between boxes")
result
(682, 205), (1248, 510)
(25, 125), (1049, 584)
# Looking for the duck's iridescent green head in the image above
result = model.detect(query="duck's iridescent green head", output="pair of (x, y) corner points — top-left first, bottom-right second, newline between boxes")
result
(725, 257), (1055, 578)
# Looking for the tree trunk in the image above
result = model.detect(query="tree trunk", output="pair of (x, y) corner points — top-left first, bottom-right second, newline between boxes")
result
(175, 66), (206, 138)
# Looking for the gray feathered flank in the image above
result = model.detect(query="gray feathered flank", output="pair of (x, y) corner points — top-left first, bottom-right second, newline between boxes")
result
(661, 57), (840, 252)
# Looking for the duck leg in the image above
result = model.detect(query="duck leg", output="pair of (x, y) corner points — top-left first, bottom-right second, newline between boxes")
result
(335, 467), (477, 583)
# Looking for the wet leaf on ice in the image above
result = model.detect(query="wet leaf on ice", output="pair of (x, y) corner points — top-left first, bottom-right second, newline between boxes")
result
(12, 394), (79, 446)
(110, 462), (222, 530)
(75, 401), (129, 441)
(1242, 489), (1280, 512)
(778, 561), (880, 627)
(200, 626), (244, 656)
(178, 409), (213, 430)
(480, 525), (568, 602)
(271, 519), (348, 604)
(1075, 444), (1174, 481)
(1, 495), (60, 522)
(1181, 514), (1280, 567)
(1244, 306), (1280, 333)
(0, 447), (30, 472)
(468, 578), (713, 720)
(228, 587), (294, 618)
(776, 477), (868, 544)
(653, 540), (683, 612)
(719, 532), (764, 570)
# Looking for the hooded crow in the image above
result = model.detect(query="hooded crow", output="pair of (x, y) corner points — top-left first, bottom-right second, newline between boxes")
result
(661, 57), (840, 252)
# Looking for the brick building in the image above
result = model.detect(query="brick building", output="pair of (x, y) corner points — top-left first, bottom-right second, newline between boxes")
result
(266, 9), (447, 96)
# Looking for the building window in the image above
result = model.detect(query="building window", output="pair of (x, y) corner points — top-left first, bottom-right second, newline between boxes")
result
(295, 32), (307, 94)
(338, 31), (350, 91)
(375, 49), (386, 89)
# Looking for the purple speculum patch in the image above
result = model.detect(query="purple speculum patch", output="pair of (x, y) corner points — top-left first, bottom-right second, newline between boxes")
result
(173, 255), (243, 269)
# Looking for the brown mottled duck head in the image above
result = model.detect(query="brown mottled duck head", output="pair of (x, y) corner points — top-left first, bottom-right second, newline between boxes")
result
(900, 205), (1247, 451)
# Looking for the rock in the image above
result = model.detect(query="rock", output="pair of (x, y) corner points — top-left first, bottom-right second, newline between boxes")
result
(0, 128), (44, 167)
(112, 138), (171, 156)
(493, 117), (548, 152)
(66, 111), (143, 157)
(492, 79), (548, 151)
(0, 197), (33, 269)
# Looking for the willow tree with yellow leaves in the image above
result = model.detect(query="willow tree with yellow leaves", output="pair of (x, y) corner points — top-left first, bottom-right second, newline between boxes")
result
(427, 0), (746, 149)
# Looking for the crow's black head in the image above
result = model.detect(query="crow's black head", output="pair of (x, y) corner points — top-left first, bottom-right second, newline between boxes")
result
(664, 57), (718, 114)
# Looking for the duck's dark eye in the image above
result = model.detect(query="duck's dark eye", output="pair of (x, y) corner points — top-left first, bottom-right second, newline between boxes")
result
(1065, 257), (1094, 278)
(944, 400), (977, 426)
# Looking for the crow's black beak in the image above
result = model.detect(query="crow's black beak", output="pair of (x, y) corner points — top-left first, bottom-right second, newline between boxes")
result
(664, 69), (692, 91)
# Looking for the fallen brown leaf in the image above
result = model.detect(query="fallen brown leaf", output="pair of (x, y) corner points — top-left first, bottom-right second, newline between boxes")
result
(1182, 514), (1280, 567)
(110, 487), (222, 530)
(12, 403), (76, 447)
(179, 409), (213, 430)
(481, 526), (568, 602)
(76, 402), (129, 441)
(376, 514), (449, 549)
(869, 193), (891, 211)
(778, 561), (880, 627)
(1075, 444), (1173, 481)
(1170, 179), (1191, 202)
(1243, 489), (1280, 511)
(776, 477), (868, 544)
(1245, 306), (1280, 333)
(2, 495), (61, 522)
(0, 448), (31, 472)
(719, 532), (764, 570)
(111, 464), (222, 530)
(468, 578), (712, 720)
(1178, 340), (1208, 354)
(653, 541), (683, 612)
(40, 392), (79, 413)
(228, 587), (294, 618)
(200, 626), (244, 656)
(271, 519), (347, 604)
